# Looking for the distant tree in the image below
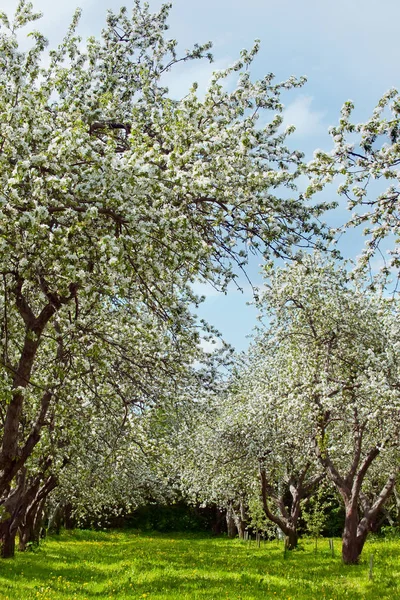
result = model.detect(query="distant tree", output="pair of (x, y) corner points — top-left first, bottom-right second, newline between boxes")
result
(255, 254), (400, 564)
(231, 352), (324, 549)
(173, 386), (254, 539)
(176, 355), (324, 549)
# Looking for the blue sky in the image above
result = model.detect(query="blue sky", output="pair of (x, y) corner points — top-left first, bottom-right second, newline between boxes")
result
(3, 0), (400, 351)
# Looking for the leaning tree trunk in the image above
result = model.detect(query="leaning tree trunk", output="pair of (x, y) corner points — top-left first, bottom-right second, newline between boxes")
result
(19, 497), (46, 551)
(1, 463), (56, 557)
(259, 466), (323, 550)
(0, 469), (29, 558)
(0, 503), (24, 559)
(0, 279), (76, 502)
(18, 514), (34, 552)
(64, 503), (75, 530)
(260, 469), (299, 549)
(341, 501), (384, 565)
(18, 474), (57, 551)
(32, 497), (47, 543)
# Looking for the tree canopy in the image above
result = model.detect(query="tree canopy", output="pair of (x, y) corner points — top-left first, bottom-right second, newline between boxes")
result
(0, 0), (328, 557)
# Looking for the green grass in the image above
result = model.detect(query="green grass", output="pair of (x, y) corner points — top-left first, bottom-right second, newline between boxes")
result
(0, 530), (399, 599)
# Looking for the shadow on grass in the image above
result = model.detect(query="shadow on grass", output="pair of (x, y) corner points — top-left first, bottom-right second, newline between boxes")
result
(0, 532), (399, 599)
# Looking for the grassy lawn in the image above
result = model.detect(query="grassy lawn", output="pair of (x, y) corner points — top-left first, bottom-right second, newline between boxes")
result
(0, 530), (399, 599)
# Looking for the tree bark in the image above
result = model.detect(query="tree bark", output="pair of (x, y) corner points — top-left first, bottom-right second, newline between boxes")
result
(64, 503), (75, 530)
(342, 505), (363, 564)
(211, 507), (225, 535)
(0, 469), (29, 558)
(259, 467), (322, 549)
(0, 277), (77, 500)
(19, 497), (46, 551)
(0, 526), (16, 559)
(315, 415), (397, 564)
(285, 527), (298, 550)
(340, 475), (396, 564)
(48, 502), (63, 535)
(1, 464), (57, 557)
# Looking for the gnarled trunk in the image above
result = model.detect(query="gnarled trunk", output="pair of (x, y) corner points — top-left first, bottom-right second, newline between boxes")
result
(341, 505), (375, 564)
(1, 464), (57, 558)
(64, 503), (75, 530)
(18, 473), (57, 552)
(211, 507), (225, 535)
(0, 279), (75, 503)
(314, 401), (398, 565)
(260, 466), (323, 550)
(19, 497), (46, 551)
(0, 504), (23, 559)
(48, 502), (63, 535)
(0, 469), (29, 558)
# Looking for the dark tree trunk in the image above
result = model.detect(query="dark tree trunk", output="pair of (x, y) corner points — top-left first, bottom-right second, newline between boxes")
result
(0, 524), (16, 559)
(64, 503), (75, 530)
(314, 400), (398, 565)
(286, 527), (298, 550)
(341, 505), (373, 564)
(0, 278), (75, 500)
(0, 503), (23, 559)
(19, 497), (46, 551)
(0, 470), (28, 559)
(211, 507), (225, 535)
(33, 498), (46, 543)
(18, 520), (33, 552)
(1, 465), (57, 557)
(342, 506), (360, 564)
(18, 474), (57, 552)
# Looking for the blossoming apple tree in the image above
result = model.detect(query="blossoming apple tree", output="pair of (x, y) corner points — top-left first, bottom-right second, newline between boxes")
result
(254, 254), (400, 563)
(0, 0), (327, 556)
(174, 355), (324, 548)
(234, 353), (325, 549)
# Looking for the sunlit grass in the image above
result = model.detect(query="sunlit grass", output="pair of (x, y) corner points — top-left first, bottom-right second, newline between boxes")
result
(0, 530), (399, 599)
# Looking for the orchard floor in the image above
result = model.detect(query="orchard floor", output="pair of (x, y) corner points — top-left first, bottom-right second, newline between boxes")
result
(0, 531), (399, 599)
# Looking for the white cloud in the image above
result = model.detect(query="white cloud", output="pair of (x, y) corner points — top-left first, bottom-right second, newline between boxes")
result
(192, 279), (257, 301)
(367, 256), (386, 273)
(281, 96), (326, 138)
(191, 281), (222, 299)
(199, 337), (223, 353)
(0, 0), (101, 48)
